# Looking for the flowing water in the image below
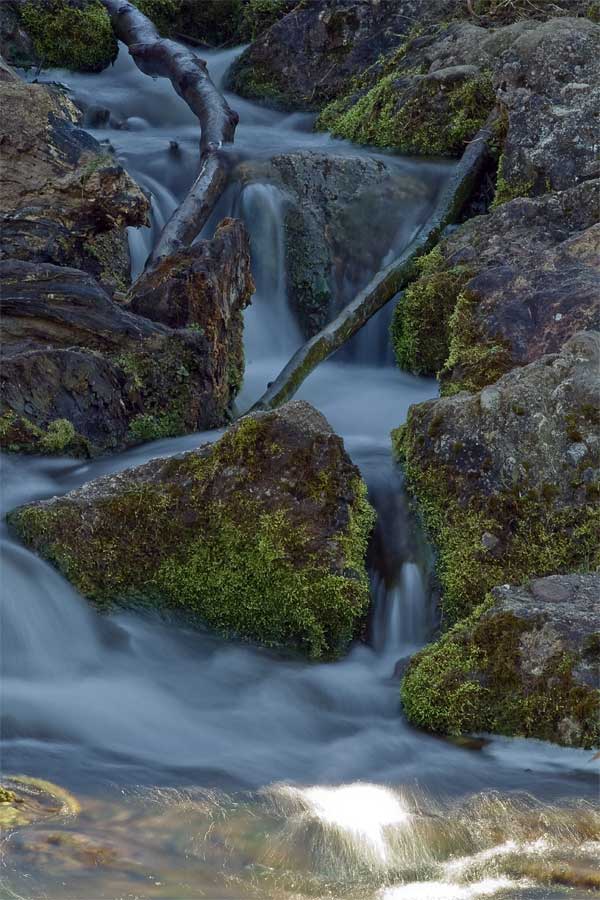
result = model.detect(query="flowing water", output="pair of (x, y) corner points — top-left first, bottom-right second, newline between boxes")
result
(1, 46), (598, 900)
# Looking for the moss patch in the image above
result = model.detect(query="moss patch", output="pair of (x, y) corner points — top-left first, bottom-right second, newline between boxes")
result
(393, 425), (600, 626)
(492, 152), (535, 207)
(401, 600), (600, 748)
(21, 0), (117, 72)
(0, 411), (86, 456)
(318, 67), (496, 157)
(390, 247), (474, 375)
(10, 416), (375, 659)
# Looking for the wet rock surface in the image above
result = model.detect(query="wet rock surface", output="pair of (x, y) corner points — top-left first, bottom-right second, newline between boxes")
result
(0, 249), (253, 455)
(0, 75), (148, 292)
(238, 150), (438, 336)
(9, 401), (375, 659)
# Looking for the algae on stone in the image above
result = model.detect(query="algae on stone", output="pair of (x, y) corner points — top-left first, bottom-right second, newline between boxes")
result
(9, 402), (376, 660)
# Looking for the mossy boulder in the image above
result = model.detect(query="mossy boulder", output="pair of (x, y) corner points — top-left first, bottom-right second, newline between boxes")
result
(18, 0), (117, 72)
(226, 0), (456, 110)
(8, 401), (376, 658)
(401, 575), (600, 748)
(0, 73), (148, 293)
(391, 181), (600, 392)
(393, 331), (600, 626)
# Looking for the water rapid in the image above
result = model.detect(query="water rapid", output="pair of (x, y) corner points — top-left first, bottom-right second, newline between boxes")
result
(1, 44), (598, 900)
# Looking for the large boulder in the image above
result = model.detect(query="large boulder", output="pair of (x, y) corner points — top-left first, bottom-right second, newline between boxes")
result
(391, 180), (600, 390)
(8, 401), (376, 659)
(393, 331), (600, 625)
(226, 0), (457, 110)
(401, 574), (599, 748)
(0, 253), (254, 455)
(318, 15), (599, 186)
(237, 151), (439, 336)
(0, 75), (148, 292)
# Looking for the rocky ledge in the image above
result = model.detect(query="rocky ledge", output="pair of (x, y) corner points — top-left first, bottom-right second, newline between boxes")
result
(8, 401), (376, 659)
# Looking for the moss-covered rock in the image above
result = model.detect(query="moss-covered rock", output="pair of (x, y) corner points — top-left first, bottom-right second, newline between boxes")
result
(393, 331), (600, 626)
(401, 575), (600, 748)
(390, 181), (600, 392)
(19, 0), (117, 72)
(8, 401), (376, 659)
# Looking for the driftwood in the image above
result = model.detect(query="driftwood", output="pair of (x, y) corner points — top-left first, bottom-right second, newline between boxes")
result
(251, 115), (498, 412)
(100, 0), (238, 267)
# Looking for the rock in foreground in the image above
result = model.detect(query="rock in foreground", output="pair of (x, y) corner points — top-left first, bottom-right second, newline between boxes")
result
(401, 575), (600, 748)
(9, 402), (375, 659)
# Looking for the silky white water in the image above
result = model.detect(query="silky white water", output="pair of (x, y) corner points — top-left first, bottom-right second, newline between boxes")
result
(1, 44), (598, 900)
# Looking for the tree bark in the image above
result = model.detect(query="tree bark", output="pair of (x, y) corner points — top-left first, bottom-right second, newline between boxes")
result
(100, 0), (238, 267)
(250, 114), (498, 412)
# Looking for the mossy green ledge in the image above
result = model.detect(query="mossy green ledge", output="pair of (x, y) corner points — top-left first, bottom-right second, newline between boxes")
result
(8, 401), (376, 660)
(393, 331), (600, 747)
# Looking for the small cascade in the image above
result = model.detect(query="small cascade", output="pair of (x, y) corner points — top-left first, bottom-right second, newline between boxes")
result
(236, 181), (301, 357)
(370, 562), (427, 658)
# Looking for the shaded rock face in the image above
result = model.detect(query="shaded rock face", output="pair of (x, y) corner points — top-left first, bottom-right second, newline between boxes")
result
(401, 574), (599, 749)
(237, 151), (439, 336)
(497, 17), (600, 195)
(226, 0), (457, 110)
(0, 253), (253, 455)
(394, 332), (600, 624)
(0, 2), (38, 68)
(392, 180), (600, 391)
(0, 76), (149, 293)
(8, 401), (376, 659)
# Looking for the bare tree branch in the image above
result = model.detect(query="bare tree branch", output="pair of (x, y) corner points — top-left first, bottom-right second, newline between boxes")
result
(100, 0), (239, 268)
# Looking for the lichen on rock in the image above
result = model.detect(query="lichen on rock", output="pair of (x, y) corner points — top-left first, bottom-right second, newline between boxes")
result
(8, 401), (376, 659)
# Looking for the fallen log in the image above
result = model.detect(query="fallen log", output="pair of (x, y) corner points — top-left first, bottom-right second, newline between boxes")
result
(250, 114), (498, 412)
(100, 0), (238, 267)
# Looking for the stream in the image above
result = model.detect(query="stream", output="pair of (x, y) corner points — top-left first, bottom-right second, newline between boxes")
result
(1, 45), (598, 900)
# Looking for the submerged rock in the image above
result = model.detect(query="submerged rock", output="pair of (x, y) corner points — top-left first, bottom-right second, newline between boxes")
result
(8, 401), (376, 659)
(0, 776), (80, 829)
(0, 74), (148, 292)
(237, 151), (437, 336)
(401, 574), (600, 748)
(391, 180), (600, 389)
(0, 252), (253, 455)
(393, 331), (600, 625)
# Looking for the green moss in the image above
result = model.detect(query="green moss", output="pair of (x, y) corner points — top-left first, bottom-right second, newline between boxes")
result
(135, 0), (181, 33)
(394, 425), (600, 625)
(240, 0), (287, 39)
(21, 0), (117, 72)
(318, 68), (496, 157)
(492, 153), (535, 207)
(39, 419), (76, 453)
(227, 57), (293, 108)
(402, 600), (600, 748)
(390, 247), (474, 374)
(440, 291), (514, 394)
(10, 417), (375, 659)
(588, 1), (600, 22)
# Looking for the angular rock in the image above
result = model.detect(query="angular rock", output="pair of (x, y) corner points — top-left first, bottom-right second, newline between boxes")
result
(8, 401), (376, 659)
(401, 574), (599, 748)
(130, 218), (255, 330)
(237, 151), (438, 336)
(226, 0), (457, 110)
(0, 75), (149, 292)
(391, 180), (600, 389)
(0, 258), (252, 455)
(394, 331), (600, 623)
